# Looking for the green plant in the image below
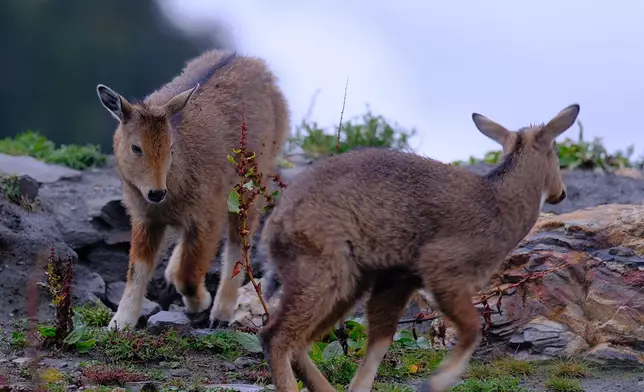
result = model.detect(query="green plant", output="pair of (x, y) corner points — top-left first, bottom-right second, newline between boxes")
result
(46, 248), (74, 348)
(10, 330), (26, 349)
(0, 175), (21, 204)
(188, 330), (243, 361)
(0, 130), (106, 170)
(291, 108), (415, 158)
(226, 103), (288, 326)
(449, 376), (529, 392)
(75, 303), (113, 328)
(548, 359), (592, 378)
(451, 119), (636, 172)
(544, 376), (584, 392)
(99, 328), (188, 363)
(82, 363), (146, 386)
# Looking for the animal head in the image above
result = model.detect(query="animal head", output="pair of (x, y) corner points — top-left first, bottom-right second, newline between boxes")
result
(472, 103), (580, 205)
(96, 83), (199, 204)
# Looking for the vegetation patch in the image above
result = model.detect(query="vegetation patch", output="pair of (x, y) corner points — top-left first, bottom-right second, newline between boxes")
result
(0, 130), (106, 170)
(465, 357), (535, 380)
(545, 376), (584, 392)
(450, 375), (529, 392)
(548, 359), (592, 379)
(451, 120), (643, 171)
(289, 108), (416, 158)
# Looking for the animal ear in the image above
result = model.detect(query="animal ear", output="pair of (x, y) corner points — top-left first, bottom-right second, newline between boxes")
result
(96, 84), (132, 123)
(165, 83), (200, 117)
(471, 113), (510, 146)
(537, 104), (580, 144)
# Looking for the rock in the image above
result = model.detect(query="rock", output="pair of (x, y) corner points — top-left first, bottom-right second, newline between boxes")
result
(146, 311), (191, 335)
(86, 196), (129, 230)
(0, 153), (81, 183)
(73, 267), (106, 300)
(105, 281), (160, 319)
(584, 343), (644, 365)
(508, 316), (589, 358)
(230, 278), (279, 328)
(16, 175), (40, 201)
(105, 281), (126, 309)
(201, 384), (264, 392)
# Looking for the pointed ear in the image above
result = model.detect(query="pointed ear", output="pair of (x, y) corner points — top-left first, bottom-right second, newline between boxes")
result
(471, 112), (510, 146)
(165, 83), (200, 117)
(96, 84), (132, 123)
(537, 104), (580, 144)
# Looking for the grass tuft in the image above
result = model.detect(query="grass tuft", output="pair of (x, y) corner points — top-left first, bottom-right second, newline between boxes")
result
(545, 376), (584, 392)
(548, 359), (592, 378)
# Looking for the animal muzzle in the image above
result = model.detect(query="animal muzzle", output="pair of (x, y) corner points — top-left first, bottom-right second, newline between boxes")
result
(546, 189), (566, 205)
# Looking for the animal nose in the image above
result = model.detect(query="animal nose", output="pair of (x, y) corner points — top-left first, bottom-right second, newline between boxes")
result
(147, 189), (167, 203)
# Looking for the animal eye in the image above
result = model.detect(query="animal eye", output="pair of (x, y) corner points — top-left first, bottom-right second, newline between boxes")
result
(131, 144), (143, 156)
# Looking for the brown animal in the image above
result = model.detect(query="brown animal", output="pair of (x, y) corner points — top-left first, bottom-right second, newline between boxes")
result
(258, 104), (580, 392)
(95, 49), (289, 331)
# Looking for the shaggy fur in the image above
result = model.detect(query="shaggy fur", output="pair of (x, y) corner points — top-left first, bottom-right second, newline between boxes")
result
(96, 49), (290, 330)
(258, 104), (580, 392)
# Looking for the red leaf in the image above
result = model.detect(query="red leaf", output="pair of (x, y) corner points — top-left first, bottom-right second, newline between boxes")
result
(231, 263), (241, 278)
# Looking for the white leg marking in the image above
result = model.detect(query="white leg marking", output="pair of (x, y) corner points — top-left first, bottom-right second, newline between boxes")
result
(539, 191), (548, 211)
(428, 335), (480, 391)
(349, 339), (391, 392)
(108, 261), (153, 330)
(210, 240), (245, 323)
(164, 241), (183, 286)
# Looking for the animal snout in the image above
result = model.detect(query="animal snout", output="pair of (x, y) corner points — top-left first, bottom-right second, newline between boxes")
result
(147, 189), (167, 203)
(547, 189), (566, 205)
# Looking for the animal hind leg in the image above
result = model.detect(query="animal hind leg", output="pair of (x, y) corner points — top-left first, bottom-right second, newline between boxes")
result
(348, 274), (419, 392)
(173, 221), (222, 315)
(210, 209), (260, 327)
(108, 220), (166, 330)
(260, 255), (357, 392)
(292, 295), (358, 392)
(420, 286), (481, 392)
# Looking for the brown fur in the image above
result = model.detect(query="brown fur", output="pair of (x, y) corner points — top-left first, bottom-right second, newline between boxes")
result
(258, 104), (580, 392)
(96, 49), (290, 330)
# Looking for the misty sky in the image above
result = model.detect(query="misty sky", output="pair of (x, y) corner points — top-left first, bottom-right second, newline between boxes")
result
(160, 0), (644, 163)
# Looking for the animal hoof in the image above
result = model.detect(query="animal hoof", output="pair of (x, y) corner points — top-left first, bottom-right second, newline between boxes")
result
(419, 381), (433, 392)
(209, 319), (230, 330)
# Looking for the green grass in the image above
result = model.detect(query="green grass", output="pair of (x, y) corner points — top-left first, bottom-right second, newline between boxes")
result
(451, 119), (643, 171)
(450, 376), (529, 392)
(545, 376), (584, 392)
(0, 130), (106, 170)
(548, 359), (592, 378)
(288, 108), (416, 158)
(0, 175), (21, 204)
(465, 357), (535, 380)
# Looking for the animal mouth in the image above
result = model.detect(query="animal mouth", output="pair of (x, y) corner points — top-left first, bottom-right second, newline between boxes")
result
(546, 190), (566, 205)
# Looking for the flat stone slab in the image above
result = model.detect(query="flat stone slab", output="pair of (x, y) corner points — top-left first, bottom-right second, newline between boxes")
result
(0, 153), (81, 183)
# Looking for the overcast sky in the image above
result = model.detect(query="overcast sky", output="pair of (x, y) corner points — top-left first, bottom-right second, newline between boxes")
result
(159, 0), (644, 163)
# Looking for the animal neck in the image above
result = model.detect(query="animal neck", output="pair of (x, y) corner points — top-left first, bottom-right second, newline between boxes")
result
(484, 154), (546, 245)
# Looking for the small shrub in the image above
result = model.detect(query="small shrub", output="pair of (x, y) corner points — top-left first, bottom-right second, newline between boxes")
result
(291, 108), (415, 158)
(10, 331), (26, 349)
(0, 130), (106, 170)
(449, 376), (529, 392)
(0, 175), (21, 204)
(75, 303), (113, 328)
(99, 328), (188, 363)
(82, 363), (145, 386)
(451, 119), (637, 172)
(548, 359), (592, 379)
(464, 357), (534, 381)
(545, 376), (584, 392)
(188, 330), (242, 361)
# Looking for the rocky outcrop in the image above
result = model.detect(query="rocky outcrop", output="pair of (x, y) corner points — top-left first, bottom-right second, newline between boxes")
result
(3, 151), (644, 365)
